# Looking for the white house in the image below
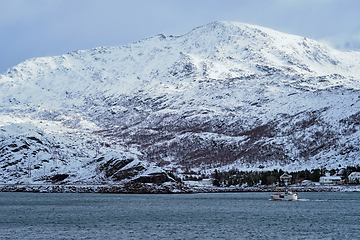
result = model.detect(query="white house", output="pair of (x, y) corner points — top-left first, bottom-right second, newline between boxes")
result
(301, 180), (314, 186)
(280, 173), (292, 186)
(348, 172), (360, 184)
(319, 175), (343, 185)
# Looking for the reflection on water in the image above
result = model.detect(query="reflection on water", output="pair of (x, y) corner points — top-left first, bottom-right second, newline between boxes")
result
(0, 192), (359, 239)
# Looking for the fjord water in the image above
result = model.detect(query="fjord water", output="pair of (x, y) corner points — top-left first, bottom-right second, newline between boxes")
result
(0, 192), (359, 239)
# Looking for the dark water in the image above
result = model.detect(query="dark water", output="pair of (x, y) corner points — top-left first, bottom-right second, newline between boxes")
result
(0, 192), (359, 239)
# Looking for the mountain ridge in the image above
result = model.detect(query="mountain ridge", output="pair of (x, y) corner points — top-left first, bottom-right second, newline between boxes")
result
(1, 21), (360, 185)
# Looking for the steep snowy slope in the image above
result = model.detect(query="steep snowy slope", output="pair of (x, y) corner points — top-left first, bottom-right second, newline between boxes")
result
(1, 21), (360, 184)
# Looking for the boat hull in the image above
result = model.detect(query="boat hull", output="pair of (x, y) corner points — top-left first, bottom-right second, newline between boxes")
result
(270, 193), (297, 201)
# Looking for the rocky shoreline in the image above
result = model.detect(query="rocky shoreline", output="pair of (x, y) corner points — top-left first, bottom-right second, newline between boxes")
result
(1, 183), (360, 194)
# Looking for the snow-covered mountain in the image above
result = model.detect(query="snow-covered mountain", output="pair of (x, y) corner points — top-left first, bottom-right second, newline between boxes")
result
(1, 21), (360, 184)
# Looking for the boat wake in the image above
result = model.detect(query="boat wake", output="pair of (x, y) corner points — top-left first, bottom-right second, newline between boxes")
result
(297, 198), (310, 202)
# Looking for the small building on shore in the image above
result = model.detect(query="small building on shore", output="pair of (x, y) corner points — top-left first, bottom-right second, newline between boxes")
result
(280, 173), (292, 186)
(301, 180), (315, 186)
(348, 172), (360, 184)
(319, 175), (343, 185)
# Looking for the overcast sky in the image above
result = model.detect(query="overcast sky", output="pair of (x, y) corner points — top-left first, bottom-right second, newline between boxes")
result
(1, 0), (360, 72)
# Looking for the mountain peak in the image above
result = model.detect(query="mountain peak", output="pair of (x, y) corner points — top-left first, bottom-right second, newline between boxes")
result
(1, 22), (360, 185)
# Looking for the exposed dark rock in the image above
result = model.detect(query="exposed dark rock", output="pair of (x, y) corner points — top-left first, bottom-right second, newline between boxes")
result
(133, 172), (174, 184)
(50, 174), (69, 182)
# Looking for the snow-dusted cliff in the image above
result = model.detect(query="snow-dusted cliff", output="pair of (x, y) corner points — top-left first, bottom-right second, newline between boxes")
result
(1, 21), (360, 184)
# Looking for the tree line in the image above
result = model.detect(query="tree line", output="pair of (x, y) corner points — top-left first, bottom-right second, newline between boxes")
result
(210, 165), (360, 187)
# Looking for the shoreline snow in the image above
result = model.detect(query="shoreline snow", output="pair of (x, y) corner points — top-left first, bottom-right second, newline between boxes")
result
(1, 183), (359, 194)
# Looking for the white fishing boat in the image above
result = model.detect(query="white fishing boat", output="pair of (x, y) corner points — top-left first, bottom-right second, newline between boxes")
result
(270, 190), (298, 201)
(271, 179), (298, 201)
